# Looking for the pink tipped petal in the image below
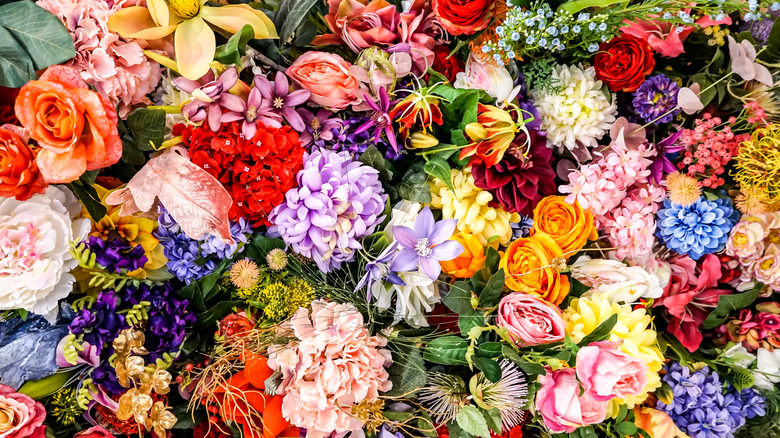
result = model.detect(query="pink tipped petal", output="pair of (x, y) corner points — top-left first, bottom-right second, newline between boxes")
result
(217, 67), (239, 88)
(199, 4), (277, 38)
(284, 89), (311, 106)
(174, 77), (202, 93)
(207, 105), (222, 131)
(678, 87), (704, 115)
(392, 225), (419, 249)
(175, 17), (216, 80)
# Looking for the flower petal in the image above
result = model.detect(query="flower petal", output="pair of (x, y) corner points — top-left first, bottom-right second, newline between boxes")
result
(414, 207), (435, 240)
(419, 256), (441, 280)
(174, 17), (216, 80)
(392, 225), (419, 249)
(274, 72), (289, 97)
(199, 4), (277, 39)
(147, 0), (171, 26)
(107, 7), (178, 40)
(431, 240), (464, 261)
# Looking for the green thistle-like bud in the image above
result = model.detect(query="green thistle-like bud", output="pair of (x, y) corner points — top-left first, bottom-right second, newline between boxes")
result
(731, 368), (755, 391)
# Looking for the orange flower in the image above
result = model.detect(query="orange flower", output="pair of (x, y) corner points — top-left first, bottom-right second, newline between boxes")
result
(633, 407), (689, 438)
(500, 233), (570, 305)
(14, 66), (122, 183)
(0, 125), (47, 200)
(459, 104), (517, 167)
(532, 196), (597, 257)
(212, 355), (297, 438)
(441, 232), (492, 278)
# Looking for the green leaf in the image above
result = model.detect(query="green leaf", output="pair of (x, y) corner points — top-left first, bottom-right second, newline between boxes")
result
(385, 345), (427, 396)
(456, 405), (491, 438)
(424, 157), (456, 195)
(484, 247), (499, 272)
(398, 161), (432, 203)
(127, 108), (167, 151)
(454, 91), (480, 129)
(274, 0), (318, 46)
(423, 336), (469, 365)
(690, 73), (716, 108)
(478, 269), (504, 308)
(569, 277), (591, 298)
(702, 286), (761, 329)
(473, 357), (502, 383)
(19, 371), (75, 399)
(451, 129), (469, 146)
(475, 342), (502, 358)
(214, 24), (254, 66)
(577, 313), (617, 347)
(443, 281), (474, 315)
(616, 422), (638, 436)
(67, 180), (107, 221)
(481, 408), (503, 435)
(244, 234), (285, 260)
(616, 404), (629, 423)
(447, 419), (474, 438)
(193, 300), (243, 330)
(360, 145), (394, 180)
(0, 0), (76, 87)
(459, 310), (485, 337)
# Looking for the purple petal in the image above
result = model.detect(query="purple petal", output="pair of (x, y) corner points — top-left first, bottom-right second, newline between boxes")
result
(414, 207), (435, 240)
(363, 92), (380, 111)
(253, 75), (275, 101)
(285, 89), (311, 107)
(385, 126), (398, 153)
(390, 248), (420, 272)
(392, 225), (419, 249)
(353, 120), (376, 135)
(429, 218), (458, 246)
(220, 111), (244, 122)
(432, 240), (464, 261)
(282, 107), (306, 132)
(274, 72), (289, 97)
(419, 256), (441, 280)
(379, 87), (390, 111)
(247, 88), (263, 107)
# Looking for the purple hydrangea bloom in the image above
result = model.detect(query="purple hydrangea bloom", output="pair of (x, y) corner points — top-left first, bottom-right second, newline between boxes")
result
(269, 148), (387, 272)
(390, 207), (464, 280)
(83, 236), (147, 274)
(632, 74), (681, 124)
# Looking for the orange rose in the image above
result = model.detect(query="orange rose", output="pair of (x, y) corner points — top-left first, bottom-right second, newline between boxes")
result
(14, 66), (122, 183)
(441, 232), (492, 278)
(0, 125), (47, 200)
(500, 233), (570, 305)
(532, 196), (597, 257)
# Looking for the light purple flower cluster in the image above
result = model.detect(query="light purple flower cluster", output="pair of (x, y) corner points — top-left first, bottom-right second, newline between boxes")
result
(270, 148), (387, 272)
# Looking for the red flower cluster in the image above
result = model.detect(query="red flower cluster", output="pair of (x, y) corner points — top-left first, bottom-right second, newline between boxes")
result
(677, 114), (749, 188)
(174, 121), (305, 227)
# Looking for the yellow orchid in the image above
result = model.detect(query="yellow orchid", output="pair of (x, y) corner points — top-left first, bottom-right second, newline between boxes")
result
(108, 0), (277, 79)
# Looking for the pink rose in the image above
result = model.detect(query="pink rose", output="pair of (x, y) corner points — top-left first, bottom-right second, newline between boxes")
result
(287, 52), (363, 110)
(575, 341), (649, 402)
(0, 384), (46, 438)
(535, 367), (606, 434)
(497, 293), (565, 347)
(313, 0), (400, 52)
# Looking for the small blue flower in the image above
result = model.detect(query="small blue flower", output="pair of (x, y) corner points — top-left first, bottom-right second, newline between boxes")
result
(507, 51), (516, 58)
(511, 31), (521, 41)
(588, 43), (599, 52)
(525, 17), (535, 26)
(663, 12), (673, 19)
(572, 25), (581, 33)
(547, 26), (558, 35)
(578, 12), (590, 21)
(773, 2), (780, 11)
(551, 38), (560, 46)
(496, 26), (504, 35)
(539, 38), (548, 47)
(588, 22), (596, 31)
(482, 45), (491, 53)
(560, 25), (569, 33)
(656, 196), (740, 260)
(526, 35), (535, 44)
(598, 22), (607, 31)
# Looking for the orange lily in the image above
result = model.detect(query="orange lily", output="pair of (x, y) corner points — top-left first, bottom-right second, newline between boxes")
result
(460, 104), (522, 167)
(108, 0), (277, 80)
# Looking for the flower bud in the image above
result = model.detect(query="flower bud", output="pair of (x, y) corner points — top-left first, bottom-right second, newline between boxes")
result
(408, 132), (439, 149)
(465, 122), (487, 141)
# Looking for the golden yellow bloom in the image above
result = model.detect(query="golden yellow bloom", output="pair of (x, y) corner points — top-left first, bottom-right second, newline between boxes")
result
(407, 132), (439, 149)
(666, 172), (702, 207)
(229, 259), (260, 289)
(429, 167), (519, 245)
(733, 124), (780, 204)
(564, 293), (663, 412)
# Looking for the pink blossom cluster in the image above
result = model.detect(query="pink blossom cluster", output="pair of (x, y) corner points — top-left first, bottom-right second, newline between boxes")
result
(677, 113), (750, 188)
(36, 0), (161, 117)
(726, 212), (780, 290)
(268, 300), (393, 438)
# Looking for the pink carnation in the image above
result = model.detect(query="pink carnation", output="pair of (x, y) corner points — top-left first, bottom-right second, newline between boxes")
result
(0, 384), (46, 438)
(268, 300), (392, 438)
(36, 0), (161, 117)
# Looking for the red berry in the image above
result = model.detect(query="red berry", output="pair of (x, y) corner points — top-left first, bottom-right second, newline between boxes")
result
(175, 375), (183, 384)
(185, 363), (194, 372)
(210, 415), (219, 423)
(203, 358), (210, 365)
(209, 405), (219, 414)
(226, 328), (234, 336)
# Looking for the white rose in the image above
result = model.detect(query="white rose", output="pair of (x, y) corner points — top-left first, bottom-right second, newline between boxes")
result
(0, 186), (90, 320)
(570, 257), (663, 303)
(454, 54), (517, 104)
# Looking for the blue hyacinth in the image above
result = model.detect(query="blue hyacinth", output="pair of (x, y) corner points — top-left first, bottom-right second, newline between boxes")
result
(656, 196), (740, 260)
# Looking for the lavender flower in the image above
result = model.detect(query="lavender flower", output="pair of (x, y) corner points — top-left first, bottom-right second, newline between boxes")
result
(649, 130), (685, 183)
(511, 216), (534, 239)
(390, 207), (464, 280)
(159, 232), (215, 283)
(175, 67), (245, 131)
(357, 241), (405, 300)
(355, 87), (398, 153)
(269, 148), (387, 272)
(632, 74), (681, 124)
(252, 72), (310, 131)
(298, 109), (343, 148)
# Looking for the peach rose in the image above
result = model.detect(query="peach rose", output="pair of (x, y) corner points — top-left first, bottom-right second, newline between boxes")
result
(440, 231), (488, 278)
(14, 65), (122, 183)
(500, 233), (570, 305)
(0, 384), (46, 438)
(532, 196), (597, 257)
(575, 341), (649, 402)
(0, 125), (47, 200)
(633, 407), (689, 437)
(287, 52), (363, 110)
(535, 367), (606, 434)
(497, 292), (565, 347)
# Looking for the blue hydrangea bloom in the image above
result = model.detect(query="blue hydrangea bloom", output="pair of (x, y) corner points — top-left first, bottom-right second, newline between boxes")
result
(656, 196), (740, 260)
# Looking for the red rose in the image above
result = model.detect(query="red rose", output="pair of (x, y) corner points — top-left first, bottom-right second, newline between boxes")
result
(594, 34), (655, 92)
(432, 0), (494, 36)
(428, 45), (464, 83)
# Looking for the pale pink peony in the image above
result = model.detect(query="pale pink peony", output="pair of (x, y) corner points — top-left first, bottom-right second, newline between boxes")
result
(268, 300), (392, 438)
(0, 384), (46, 438)
(36, 0), (161, 117)
(575, 341), (649, 402)
(727, 216), (771, 267)
(535, 367), (607, 434)
(497, 292), (565, 347)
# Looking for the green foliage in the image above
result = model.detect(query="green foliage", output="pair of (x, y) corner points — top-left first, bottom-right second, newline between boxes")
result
(577, 314), (618, 347)
(69, 241), (150, 292)
(385, 342), (427, 396)
(215, 24), (255, 66)
(273, 0), (319, 46)
(702, 285), (761, 329)
(424, 336), (469, 365)
(456, 406), (491, 438)
(398, 161), (433, 203)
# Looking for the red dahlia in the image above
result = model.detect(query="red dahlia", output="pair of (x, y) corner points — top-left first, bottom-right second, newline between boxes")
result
(174, 121), (305, 227)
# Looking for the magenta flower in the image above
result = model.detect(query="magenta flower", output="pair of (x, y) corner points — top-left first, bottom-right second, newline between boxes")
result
(175, 67), (244, 132)
(390, 206), (463, 280)
(355, 87), (398, 153)
(252, 72), (310, 132)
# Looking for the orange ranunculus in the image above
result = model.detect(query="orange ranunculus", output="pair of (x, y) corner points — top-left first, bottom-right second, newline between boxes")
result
(14, 66), (122, 184)
(441, 232), (492, 278)
(0, 125), (47, 200)
(532, 196), (597, 257)
(212, 355), (297, 438)
(500, 233), (570, 305)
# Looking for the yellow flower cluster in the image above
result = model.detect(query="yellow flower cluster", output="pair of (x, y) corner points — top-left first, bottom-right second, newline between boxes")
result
(429, 167), (519, 245)
(236, 278), (314, 321)
(703, 25), (729, 46)
(563, 293), (664, 413)
(734, 124), (780, 205)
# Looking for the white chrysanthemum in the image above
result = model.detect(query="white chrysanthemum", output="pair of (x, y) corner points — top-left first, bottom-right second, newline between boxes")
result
(375, 270), (439, 328)
(0, 186), (90, 321)
(531, 64), (617, 152)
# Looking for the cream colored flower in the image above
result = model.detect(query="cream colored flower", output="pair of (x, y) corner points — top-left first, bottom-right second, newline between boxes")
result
(570, 256), (663, 303)
(429, 167), (519, 245)
(375, 270), (439, 328)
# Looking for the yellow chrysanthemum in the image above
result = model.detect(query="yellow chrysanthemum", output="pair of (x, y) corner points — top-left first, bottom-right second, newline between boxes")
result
(429, 167), (520, 245)
(564, 293), (663, 413)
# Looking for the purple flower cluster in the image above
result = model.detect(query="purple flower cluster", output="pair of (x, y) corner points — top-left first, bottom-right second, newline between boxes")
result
(270, 148), (387, 272)
(84, 236), (147, 274)
(632, 74), (681, 124)
(68, 291), (128, 355)
(657, 362), (765, 438)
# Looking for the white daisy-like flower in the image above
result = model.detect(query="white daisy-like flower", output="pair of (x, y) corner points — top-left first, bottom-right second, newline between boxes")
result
(531, 64), (617, 154)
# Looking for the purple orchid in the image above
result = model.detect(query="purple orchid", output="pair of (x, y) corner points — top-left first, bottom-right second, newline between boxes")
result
(649, 130), (685, 183)
(390, 207), (464, 280)
(356, 241), (405, 300)
(175, 67), (245, 132)
(355, 87), (398, 153)
(299, 109), (343, 147)
(252, 72), (310, 132)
